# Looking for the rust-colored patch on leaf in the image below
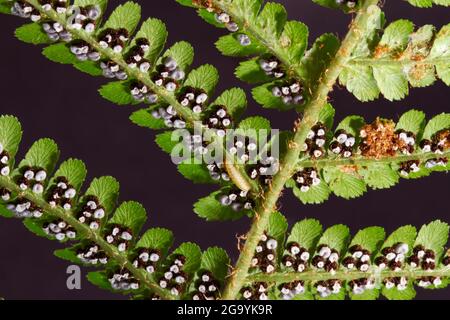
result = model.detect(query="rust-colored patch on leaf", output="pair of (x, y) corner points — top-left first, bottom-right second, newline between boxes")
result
(339, 165), (359, 175)
(407, 63), (432, 81)
(359, 118), (401, 159)
(373, 45), (390, 59)
(193, 0), (213, 8)
(436, 129), (450, 150)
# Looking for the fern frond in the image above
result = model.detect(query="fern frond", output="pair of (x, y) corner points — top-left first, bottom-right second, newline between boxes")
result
(241, 215), (450, 300)
(0, 114), (230, 300)
(286, 108), (450, 204)
(405, 0), (450, 8)
(314, 0), (450, 10)
(1, 0), (259, 194)
(179, 1), (449, 108)
(341, 21), (450, 101)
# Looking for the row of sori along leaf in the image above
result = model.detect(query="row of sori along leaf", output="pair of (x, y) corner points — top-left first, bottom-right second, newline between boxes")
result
(313, 0), (450, 10)
(240, 213), (450, 300)
(1, 0), (256, 136)
(190, 106), (449, 221)
(0, 115), (233, 300)
(179, 1), (450, 109)
(1, 115), (449, 301)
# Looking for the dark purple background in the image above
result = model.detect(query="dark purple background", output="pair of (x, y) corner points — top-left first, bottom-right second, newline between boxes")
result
(0, 0), (449, 300)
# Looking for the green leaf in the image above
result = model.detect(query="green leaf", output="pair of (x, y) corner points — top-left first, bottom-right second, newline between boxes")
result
(23, 219), (50, 239)
(200, 247), (230, 282)
(131, 18), (168, 65)
(300, 33), (340, 90)
(349, 226), (385, 254)
(193, 190), (247, 221)
(84, 176), (120, 215)
(235, 58), (272, 84)
(170, 242), (202, 275)
(177, 161), (216, 184)
(339, 64), (380, 102)
(335, 115), (365, 138)
(232, 0), (263, 19)
(129, 109), (166, 130)
(360, 164), (399, 190)
(184, 64), (219, 95)
(286, 218), (323, 251)
(99, 81), (137, 106)
(317, 224), (350, 255)
(87, 271), (114, 292)
(381, 225), (417, 252)
(174, 0), (196, 7)
(136, 228), (174, 257)
(54, 246), (84, 264)
(212, 88), (247, 119)
(74, 61), (103, 76)
(372, 64), (408, 101)
(108, 201), (147, 235)
(18, 138), (60, 174)
(0, 2), (11, 14)
(15, 23), (50, 45)
(252, 82), (294, 111)
(422, 113), (450, 140)
(238, 116), (271, 132)
(0, 204), (14, 218)
(155, 130), (186, 155)
(0, 115), (22, 158)
(349, 287), (380, 301)
(256, 2), (287, 38)
(102, 1), (141, 33)
(407, 0), (449, 8)
(267, 211), (288, 258)
(313, 0), (360, 12)
(280, 21), (309, 65)
(288, 177), (331, 204)
(51, 159), (87, 191)
(379, 20), (414, 54)
(414, 220), (449, 260)
(396, 110), (426, 135)
(73, 0), (108, 11)
(318, 103), (335, 129)
(215, 33), (266, 57)
(382, 282), (416, 300)
(323, 166), (367, 199)
(162, 41), (194, 72)
(42, 43), (78, 65)
(197, 8), (224, 28)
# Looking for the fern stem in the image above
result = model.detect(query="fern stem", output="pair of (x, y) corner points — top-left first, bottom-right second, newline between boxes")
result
(24, 0), (257, 193)
(246, 267), (450, 284)
(297, 150), (450, 169)
(221, 0), (381, 300)
(348, 57), (450, 67)
(0, 175), (176, 300)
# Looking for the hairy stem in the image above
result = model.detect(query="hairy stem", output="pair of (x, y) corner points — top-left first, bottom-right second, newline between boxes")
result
(246, 267), (450, 284)
(0, 175), (176, 300)
(221, 0), (381, 300)
(24, 0), (257, 193)
(348, 57), (450, 67)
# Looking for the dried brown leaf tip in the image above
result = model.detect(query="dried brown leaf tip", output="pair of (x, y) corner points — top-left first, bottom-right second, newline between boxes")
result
(359, 118), (400, 158)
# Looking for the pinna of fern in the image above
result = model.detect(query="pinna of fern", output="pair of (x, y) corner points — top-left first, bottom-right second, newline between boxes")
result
(0, 0), (269, 195)
(0, 114), (233, 300)
(1, 115), (450, 300)
(241, 213), (450, 300)
(1, 127), (450, 302)
(180, 0), (450, 108)
(191, 106), (450, 220)
(3, 1), (449, 222)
